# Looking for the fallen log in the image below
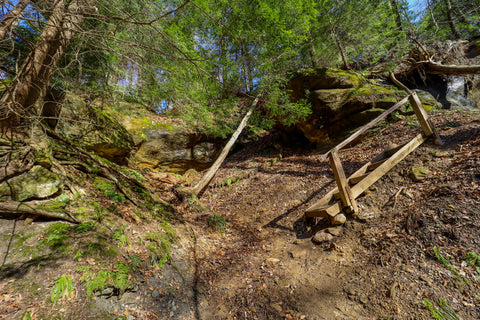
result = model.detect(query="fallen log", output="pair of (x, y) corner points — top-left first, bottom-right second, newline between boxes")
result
(425, 60), (480, 75)
(0, 200), (79, 223)
(182, 94), (261, 197)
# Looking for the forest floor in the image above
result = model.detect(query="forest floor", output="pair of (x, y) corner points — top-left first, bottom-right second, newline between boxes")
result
(1, 108), (480, 320)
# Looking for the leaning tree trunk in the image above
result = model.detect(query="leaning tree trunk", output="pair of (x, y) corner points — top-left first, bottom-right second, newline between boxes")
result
(189, 95), (261, 196)
(0, 0), (94, 126)
(0, 0), (30, 41)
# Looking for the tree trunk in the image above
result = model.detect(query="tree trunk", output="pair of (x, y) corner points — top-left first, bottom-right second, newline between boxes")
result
(390, 0), (403, 30)
(426, 0), (439, 32)
(330, 22), (349, 70)
(425, 60), (480, 75)
(0, 0), (30, 41)
(190, 95), (261, 196)
(1, 0), (94, 125)
(306, 32), (318, 68)
(445, 0), (461, 40)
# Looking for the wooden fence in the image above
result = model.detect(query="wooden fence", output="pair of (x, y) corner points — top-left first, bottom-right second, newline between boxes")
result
(305, 92), (441, 223)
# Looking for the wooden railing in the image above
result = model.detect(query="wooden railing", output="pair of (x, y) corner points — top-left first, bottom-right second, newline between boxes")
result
(305, 92), (440, 223)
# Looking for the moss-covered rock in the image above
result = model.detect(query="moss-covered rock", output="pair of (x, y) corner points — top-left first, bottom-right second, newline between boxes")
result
(56, 95), (134, 164)
(288, 68), (366, 102)
(287, 68), (401, 144)
(414, 89), (441, 110)
(133, 131), (220, 173)
(0, 165), (62, 201)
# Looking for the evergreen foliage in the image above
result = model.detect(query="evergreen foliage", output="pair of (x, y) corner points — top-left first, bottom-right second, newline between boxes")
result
(0, 0), (477, 135)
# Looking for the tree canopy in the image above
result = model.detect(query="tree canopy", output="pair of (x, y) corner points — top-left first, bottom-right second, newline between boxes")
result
(0, 0), (479, 135)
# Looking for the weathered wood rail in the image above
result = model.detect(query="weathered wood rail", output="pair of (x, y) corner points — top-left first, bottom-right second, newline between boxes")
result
(305, 92), (440, 223)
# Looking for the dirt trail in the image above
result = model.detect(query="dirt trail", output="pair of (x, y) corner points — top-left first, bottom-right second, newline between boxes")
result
(190, 109), (480, 320)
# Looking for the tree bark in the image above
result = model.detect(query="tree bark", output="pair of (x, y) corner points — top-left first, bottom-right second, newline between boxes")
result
(445, 0), (461, 40)
(0, 0), (30, 41)
(390, 0), (403, 30)
(190, 94), (261, 196)
(426, 0), (439, 32)
(330, 22), (349, 70)
(1, 0), (94, 124)
(0, 200), (78, 223)
(425, 60), (480, 75)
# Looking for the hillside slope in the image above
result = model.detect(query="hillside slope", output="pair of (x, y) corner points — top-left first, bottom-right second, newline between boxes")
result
(0, 109), (479, 320)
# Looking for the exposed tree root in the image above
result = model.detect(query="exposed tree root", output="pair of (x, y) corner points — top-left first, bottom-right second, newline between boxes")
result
(0, 200), (78, 223)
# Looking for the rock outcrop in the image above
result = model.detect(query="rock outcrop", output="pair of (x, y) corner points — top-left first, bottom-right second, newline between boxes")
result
(133, 131), (219, 173)
(55, 95), (134, 164)
(288, 68), (401, 144)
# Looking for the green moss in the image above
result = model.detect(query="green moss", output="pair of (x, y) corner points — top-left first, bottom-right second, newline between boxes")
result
(208, 213), (227, 231)
(41, 223), (72, 251)
(423, 103), (436, 111)
(35, 152), (53, 169)
(88, 201), (105, 221)
(93, 177), (124, 203)
(353, 84), (396, 96)
(297, 67), (366, 88)
(161, 220), (176, 242)
(82, 235), (119, 258)
(36, 201), (67, 213)
(144, 230), (173, 268)
(11, 233), (34, 249)
(112, 228), (130, 246)
(122, 168), (145, 183)
(75, 221), (98, 233)
(51, 275), (75, 305)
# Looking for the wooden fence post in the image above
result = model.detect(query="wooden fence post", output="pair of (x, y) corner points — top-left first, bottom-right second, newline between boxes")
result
(328, 150), (358, 214)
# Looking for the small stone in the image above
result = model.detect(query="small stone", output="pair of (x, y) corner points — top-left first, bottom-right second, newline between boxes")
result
(271, 303), (283, 313)
(101, 287), (114, 296)
(433, 150), (449, 158)
(410, 167), (431, 181)
(325, 227), (344, 236)
(331, 214), (346, 225)
(419, 274), (432, 283)
(312, 231), (334, 244)
(289, 248), (307, 259)
(359, 295), (369, 304)
(267, 258), (280, 264)
(354, 211), (376, 222)
(152, 290), (160, 298)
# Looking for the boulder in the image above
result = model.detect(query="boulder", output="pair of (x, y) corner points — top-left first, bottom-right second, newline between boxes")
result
(287, 68), (401, 144)
(56, 95), (134, 164)
(414, 89), (441, 110)
(0, 165), (62, 201)
(132, 131), (220, 173)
